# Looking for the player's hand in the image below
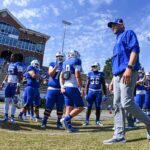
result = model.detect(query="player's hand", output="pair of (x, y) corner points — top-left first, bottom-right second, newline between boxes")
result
(80, 87), (85, 98)
(61, 86), (65, 93)
(109, 83), (113, 92)
(122, 68), (132, 84)
(0, 86), (3, 90)
(16, 88), (20, 94)
(102, 95), (108, 101)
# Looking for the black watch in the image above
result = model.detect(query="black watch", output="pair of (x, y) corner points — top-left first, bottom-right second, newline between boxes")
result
(127, 65), (133, 70)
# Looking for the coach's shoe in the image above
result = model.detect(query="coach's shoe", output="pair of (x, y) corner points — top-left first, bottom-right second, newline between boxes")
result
(96, 121), (103, 127)
(82, 121), (89, 126)
(103, 137), (126, 144)
(147, 127), (150, 140)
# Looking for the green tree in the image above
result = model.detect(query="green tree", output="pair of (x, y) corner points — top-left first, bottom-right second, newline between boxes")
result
(103, 57), (113, 80)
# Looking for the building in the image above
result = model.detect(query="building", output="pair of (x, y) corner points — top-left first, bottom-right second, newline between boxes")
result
(0, 8), (50, 66)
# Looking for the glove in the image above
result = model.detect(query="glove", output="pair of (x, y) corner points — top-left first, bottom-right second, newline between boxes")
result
(102, 95), (108, 101)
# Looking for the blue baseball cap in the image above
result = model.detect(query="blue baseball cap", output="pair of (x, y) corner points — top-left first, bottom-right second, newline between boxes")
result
(107, 18), (124, 28)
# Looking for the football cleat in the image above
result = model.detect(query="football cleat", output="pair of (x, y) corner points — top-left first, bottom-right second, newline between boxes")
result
(56, 121), (63, 129)
(82, 121), (89, 126)
(60, 118), (69, 130)
(2, 116), (8, 123)
(10, 117), (15, 123)
(96, 121), (103, 127)
(18, 115), (23, 121)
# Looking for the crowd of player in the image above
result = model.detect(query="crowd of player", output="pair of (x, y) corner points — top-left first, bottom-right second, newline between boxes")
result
(0, 49), (150, 133)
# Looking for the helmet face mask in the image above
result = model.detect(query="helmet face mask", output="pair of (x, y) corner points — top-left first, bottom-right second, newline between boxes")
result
(31, 60), (40, 69)
(68, 50), (80, 59)
(91, 62), (100, 71)
(56, 52), (65, 63)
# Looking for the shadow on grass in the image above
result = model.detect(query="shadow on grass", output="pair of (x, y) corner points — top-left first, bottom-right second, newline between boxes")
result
(127, 137), (146, 143)
(0, 119), (65, 132)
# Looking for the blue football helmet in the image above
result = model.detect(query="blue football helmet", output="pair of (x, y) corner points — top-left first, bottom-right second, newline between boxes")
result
(67, 50), (80, 59)
(56, 51), (65, 63)
(91, 62), (100, 71)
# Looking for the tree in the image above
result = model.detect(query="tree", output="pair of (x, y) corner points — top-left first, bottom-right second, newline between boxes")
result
(103, 57), (113, 80)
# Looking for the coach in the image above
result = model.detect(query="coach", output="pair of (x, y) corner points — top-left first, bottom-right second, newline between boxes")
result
(103, 18), (150, 144)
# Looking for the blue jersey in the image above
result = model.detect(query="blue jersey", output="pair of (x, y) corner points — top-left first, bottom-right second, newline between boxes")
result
(112, 30), (140, 76)
(48, 62), (63, 88)
(63, 58), (81, 74)
(7, 62), (18, 76)
(145, 80), (150, 94)
(7, 62), (20, 83)
(63, 58), (82, 88)
(88, 71), (105, 90)
(24, 65), (39, 87)
(136, 76), (145, 91)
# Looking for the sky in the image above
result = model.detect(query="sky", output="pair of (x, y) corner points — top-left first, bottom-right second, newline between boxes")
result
(0, 0), (150, 73)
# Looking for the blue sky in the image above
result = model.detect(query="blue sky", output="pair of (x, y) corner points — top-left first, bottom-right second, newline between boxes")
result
(1, 0), (150, 73)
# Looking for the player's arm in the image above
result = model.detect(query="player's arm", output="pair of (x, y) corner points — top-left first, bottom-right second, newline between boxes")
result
(85, 77), (90, 95)
(0, 75), (8, 89)
(101, 77), (107, 95)
(48, 65), (58, 77)
(28, 69), (37, 78)
(60, 71), (65, 93)
(109, 77), (113, 92)
(75, 70), (85, 97)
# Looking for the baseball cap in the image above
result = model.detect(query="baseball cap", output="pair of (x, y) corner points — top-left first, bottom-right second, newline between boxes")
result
(107, 18), (124, 28)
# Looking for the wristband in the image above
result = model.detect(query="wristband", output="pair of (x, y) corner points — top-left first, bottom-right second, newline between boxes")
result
(2, 80), (6, 84)
(17, 83), (20, 87)
(127, 65), (133, 70)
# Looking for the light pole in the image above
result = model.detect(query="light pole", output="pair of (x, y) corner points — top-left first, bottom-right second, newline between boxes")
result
(62, 20), (71, 53)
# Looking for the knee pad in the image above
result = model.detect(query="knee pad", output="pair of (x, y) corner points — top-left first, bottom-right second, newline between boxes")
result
(44, 109), (52, 117)
(57, 110), (63, 116)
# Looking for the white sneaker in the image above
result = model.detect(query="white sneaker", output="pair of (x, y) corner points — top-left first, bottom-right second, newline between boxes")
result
(82, 121), (89, 126)
(96, 121), (103, 127)
(103, 138), (126, 144)
(147, 127), (150, 140)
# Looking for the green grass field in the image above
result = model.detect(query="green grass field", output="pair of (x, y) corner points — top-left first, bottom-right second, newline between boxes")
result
(0, 114), (150, 150)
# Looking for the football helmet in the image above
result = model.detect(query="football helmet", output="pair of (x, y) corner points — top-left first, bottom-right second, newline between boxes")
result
(31, 59), (40, 68)
(67, 50), (80, 59)
(56, 51), (65, 63)
(91, 62), (100, 71)
(145, 72), (150, 76)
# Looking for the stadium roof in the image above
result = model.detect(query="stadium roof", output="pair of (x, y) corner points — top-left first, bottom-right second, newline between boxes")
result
(0, 8), (50, 41)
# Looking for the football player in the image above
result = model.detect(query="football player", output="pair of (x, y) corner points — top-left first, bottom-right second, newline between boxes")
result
(60, 50), (85, 133)
(41, 52), (65, 128)
(18, 60), (40, 120)
(0, 54), (22, 123)
(135, 69), (146, 123)
(144, 72), (150, 117)
(83, 62), (107, 126)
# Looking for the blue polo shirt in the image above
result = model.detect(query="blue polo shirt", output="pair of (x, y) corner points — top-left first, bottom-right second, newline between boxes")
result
(112, 30), (140, 76)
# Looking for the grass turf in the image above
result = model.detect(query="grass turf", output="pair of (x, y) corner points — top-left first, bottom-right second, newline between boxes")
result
(0, 115), (150, 150)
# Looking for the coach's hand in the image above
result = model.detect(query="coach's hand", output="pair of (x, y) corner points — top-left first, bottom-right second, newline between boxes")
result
(122, 68), (132, 84)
